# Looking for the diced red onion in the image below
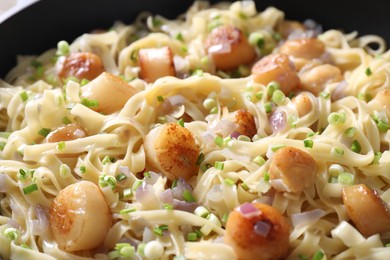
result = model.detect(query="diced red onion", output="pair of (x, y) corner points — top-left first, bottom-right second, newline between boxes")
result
(254, 221), (272, 237)
(159, 189), (174, 204)
(291, 209), (326, 227)
(208, 43), (231, 54)
(230, 131), (240, 139)
(0, 174), (9, 192)
(237, 202), (261, 218)
(207, 184), (223, 202)
(269, 110), (286, 133)
(135, 183), (156, 205)
(173, 199), (198, 212)
(219, 119), (237, 137)
(144, 171), (160, 185)
(171, 178), (193, 200)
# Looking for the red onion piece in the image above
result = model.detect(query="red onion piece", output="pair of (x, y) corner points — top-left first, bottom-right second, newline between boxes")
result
(171, 178), (193, 200)
(254, 221), (272, 237)
(237, 202), (261, 218)
(168, 95), (186, 106)
(173, 199), (198, 212)
(135, 183), (157, 205)
(230, 131), (240, 139)
(269, 110), (286, 133)
(159, 189), (174, 205)
(291, 209), (326, 227)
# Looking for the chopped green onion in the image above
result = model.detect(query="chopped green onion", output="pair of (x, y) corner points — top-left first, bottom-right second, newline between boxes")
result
(152, 17), (162, 27)
(319, 91), (330, 99)
(30, 59), (42, 68)
(214, 135), (224, 147)
(187, 232), (198, 241)
(144, 171), (151, 179)
(60, 164), (71, 178)
(57, 141), (66, 151)
(210, 106), (218, 114)
(137, 243), (146, 257)
(271, 144), (285, 152)
(0, 142), (6, 151)
(174, 32), (184, 42)
(267, 81), (280, 97)
(112, 243), (135, 259)
(17, 169), (29, 181)
(132, 179), (144, 192)
(0, 132), (10, 139)
(195, 206), (210, 218)
(344, 127), (356, 137)
(171, 179), (178, 188)
(329, 164), (344, 176)
(207, 19), (222, 32)
(38, 128), (51, 137)
(238, 65), (250, 77)
(331, 147), (344, 157)
(56, 40), (70, 56)
(203, 98), (217, 110)
(237, 135), (251, 142)
(183, 190), (196, 202)
(312, 251), (325, 260)
(23, 183), (38, 195)
(20, 91), (29, 102)
(241, 183), (249, 191)
(61, 116), (72, 125)
(153, 227), (164, 236)
(377, 120), (389, 132)
(214, 161), (224, 170)
(102, 155), (113, 165)
(120, 208), (136, 214)
(255, 91), (263, 100)
(3, 228), (20, 240)
(157, 95), (164, 102)
(177, 118), (185, 127)
(80, 78), (90, 86)
(116, 173), (127, 182)
(224, 178), (235, 186)
(130, 50), (138, 62)
(81, 98), (99, 108)
(159, 225), (168, 230)
(327, 112), (346, 125)
(303, 139), (313, 148)
(253, 155), (265, 166)
(351, 140), (361, 153)
(200, 163), (212, 172)
(123, 188), (132, 198)
(20, 243), (31, 249)
(365, 67), (372, 76)
(264, 102), (273, 113)
(263, 172), (270, 182)
(196, 153), (205, 166)
(338, 172), (354, 185)
(163, 203), (173, 210)
(222, 213), (229, 223)
(249, 32), (265, 49)
(271, 89), (286, 105)
(272, 33), (281, 41)
(192, 69), (204, 76)
(80, 166), (86, 173)
(99, 174), (117, 190)
(200, 56), (209, 64)
(298, 254), (309, 260)
(373, 151), (383, 164)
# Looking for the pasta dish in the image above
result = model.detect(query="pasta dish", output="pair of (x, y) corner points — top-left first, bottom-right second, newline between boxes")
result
(1, 1), (390, 259)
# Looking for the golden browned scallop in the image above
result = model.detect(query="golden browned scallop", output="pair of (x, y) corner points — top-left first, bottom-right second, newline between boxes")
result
(279, 38), (325, 60)
(81, 72), (139, 114)
(49, 181), (112, 251)
(279, 20), (305, 39)
(144, 122), (200, 180)
(342, 184), (390, 237)
(251, 53), (300, 95)
(269, 146), (316, 193)
(57, 52), (105, 81)
(292, 93), (312, 117)
(205, 25), (256, 71)
(299, 64), (342, 95)
(230, 109), (257, 138)
(139, 46), (175, 83)
(46, 124), (87, 143)
(225, 202), (290, 260)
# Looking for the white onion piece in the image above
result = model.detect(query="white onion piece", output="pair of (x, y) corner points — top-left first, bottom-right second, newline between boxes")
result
(291, 209), (326, 227)
(0, 174), (9, 192)
(208, 43), (231, 54)
(173, 56), (189, 72)
(254, 221), (271, 237)
(168, 95), (186, 106)
(237, 202), (261, 218)
(135, 183), (158, 209)
(269, 110), (286, 133)
(144, 171), (160, 185)
(143, 227), (154, 243)
(207, 184), (224, 202)
(159, 189), (174, 205)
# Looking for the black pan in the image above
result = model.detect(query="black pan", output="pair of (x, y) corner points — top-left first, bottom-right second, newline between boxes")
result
(0, 0), (390, 77)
